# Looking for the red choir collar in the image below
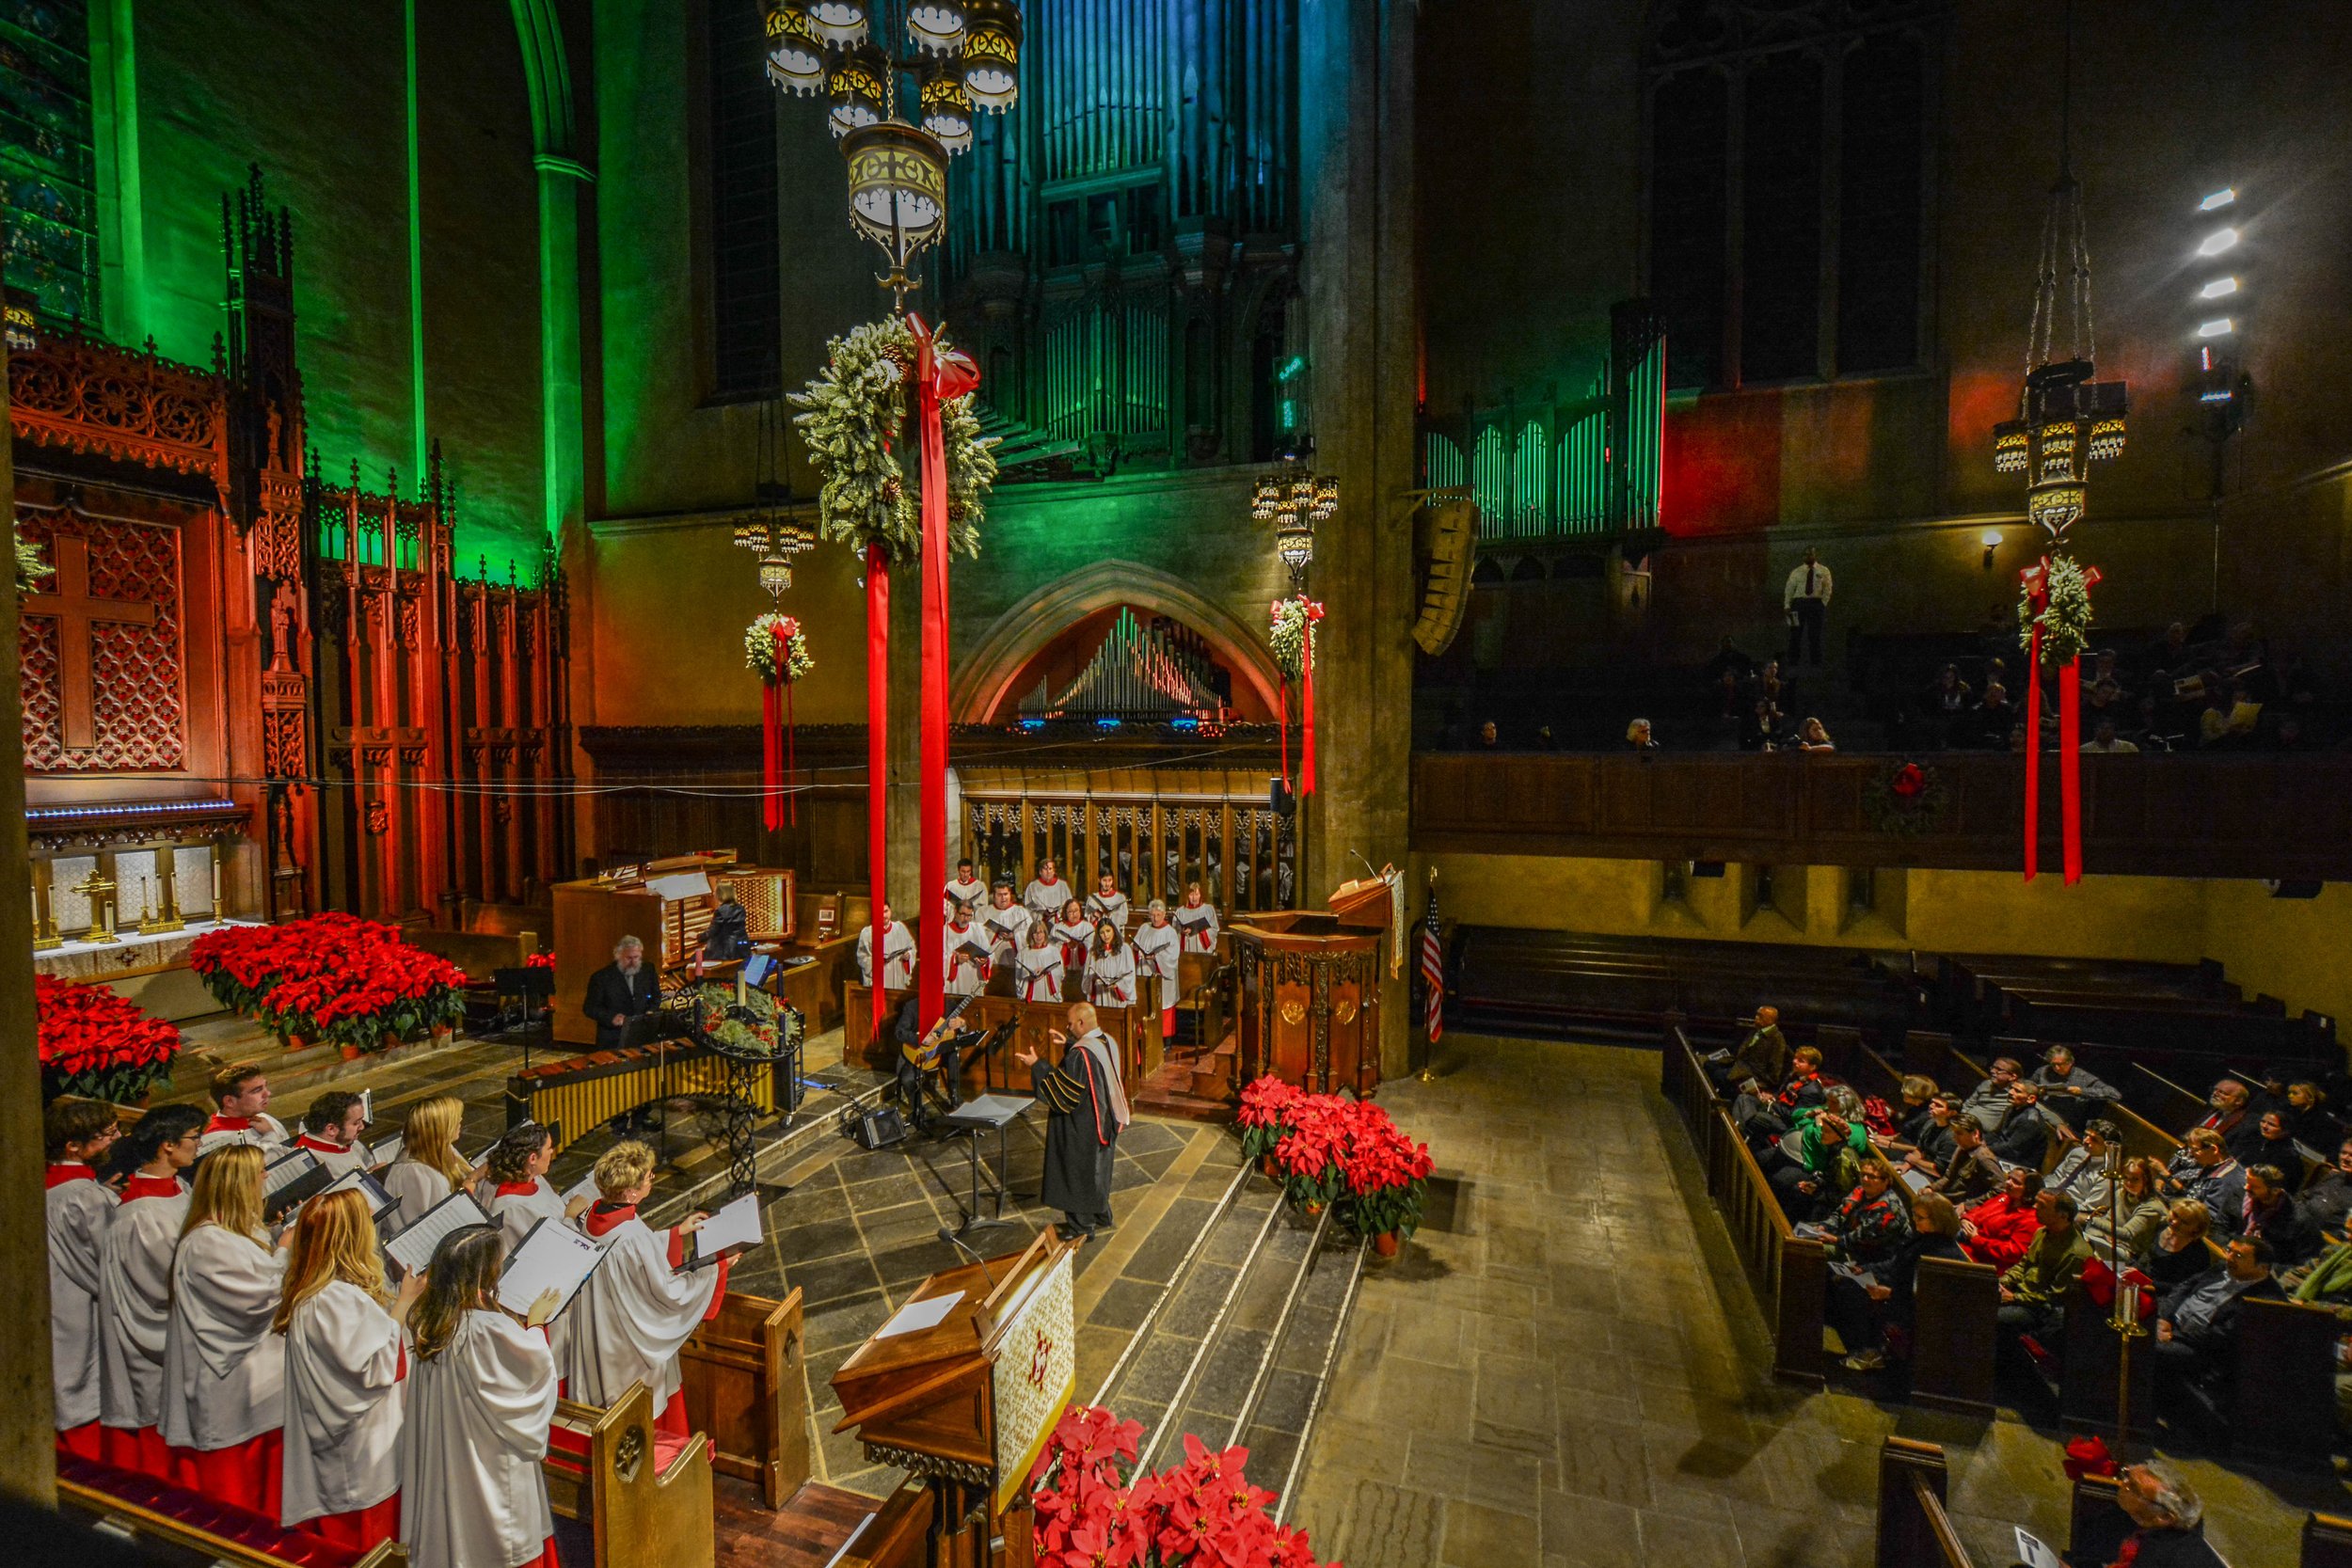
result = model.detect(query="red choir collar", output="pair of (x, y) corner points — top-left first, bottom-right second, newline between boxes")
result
(1036, 875), (1060, 885)
(582, 1200), (636, 1237)
(44, 1164), (95, 1189)
(295, 1133), (351, 1155)
(205, 1113), (254, 1132)
(121, 1174), (183, 1201)
(494, 1180), (543, 1198)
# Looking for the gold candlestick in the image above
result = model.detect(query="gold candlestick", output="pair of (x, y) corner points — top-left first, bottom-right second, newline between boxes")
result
(75, 867), (119, 945)
(139, 866), (184, 936)
(31, 885), (60, 952)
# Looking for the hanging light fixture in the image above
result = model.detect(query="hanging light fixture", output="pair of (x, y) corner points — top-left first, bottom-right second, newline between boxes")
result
(803, 0), (869, 47)
(1253, 444), (1337, 590)
(843, 119), (951, 292)
(960, 0), (1022, 110)
(918, 62), (974, 155)
(906, 0), (967, 55)
(764, 2), (827, 94)
(826, 42), (888, 138)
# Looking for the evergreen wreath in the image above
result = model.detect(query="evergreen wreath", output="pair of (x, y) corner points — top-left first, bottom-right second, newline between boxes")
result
(788, 317), (996, 565)
(743, 612), (814, 686)
(1269, 595), (1325, 681)
(2020, 552), (2096, 671)
(14, 525), (50, 595)
(1863, 760), (1949, 837)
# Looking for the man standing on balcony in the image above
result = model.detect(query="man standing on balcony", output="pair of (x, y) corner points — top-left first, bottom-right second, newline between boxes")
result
(1784, 546), (1834, 667)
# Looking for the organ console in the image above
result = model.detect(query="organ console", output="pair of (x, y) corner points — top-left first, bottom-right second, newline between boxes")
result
(550, 855), (797, 1047)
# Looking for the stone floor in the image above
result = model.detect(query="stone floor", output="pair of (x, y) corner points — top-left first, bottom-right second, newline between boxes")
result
(1283, 1034), (2338, 1568)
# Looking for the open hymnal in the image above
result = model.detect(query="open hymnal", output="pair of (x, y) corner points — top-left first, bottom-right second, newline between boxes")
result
(385, 1190), (493, 1275)
(688, 1192), (763, 1267)
(368, 1132), (405, 1169)
(318, 1166), (402, 1225)
(357, 1088), (373, 1127)
(562, 1167), (602, 1207)
(498, 1216), (611, 1320)
(877, 1291), (963, 1339)
(2012, 1528), (2062, 1568)
(262, 1148), (332, 1219)
(1897, 1167), (1931, 1196)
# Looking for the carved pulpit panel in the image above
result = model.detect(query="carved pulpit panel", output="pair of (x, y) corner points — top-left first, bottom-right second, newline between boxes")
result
(19, 515), (184, 771)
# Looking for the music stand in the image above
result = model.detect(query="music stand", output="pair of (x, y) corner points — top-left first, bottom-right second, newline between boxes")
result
(620, 1006), (691, 1171)
(492, 967), (557, 1072)
(940, 1092), (1028, 1236)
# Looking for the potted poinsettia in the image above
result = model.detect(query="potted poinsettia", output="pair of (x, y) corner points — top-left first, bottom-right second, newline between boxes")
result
(35, 975), (182, 1104)
(1336, 1101), (1435, 1258)
(1236, 1075), (1299, 1174)
(1271, 1096), (1349, 1214)
(191, 913), (468, 1056)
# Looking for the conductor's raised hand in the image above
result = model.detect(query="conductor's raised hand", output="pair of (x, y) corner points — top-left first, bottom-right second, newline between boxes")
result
(525, 1287), (562, 1329)
(1012, 1045), (1039, 1068)
(1047, 1027), (1068, 1048)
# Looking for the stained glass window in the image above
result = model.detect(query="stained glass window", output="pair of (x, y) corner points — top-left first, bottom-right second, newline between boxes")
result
(0, 0), (101, 329)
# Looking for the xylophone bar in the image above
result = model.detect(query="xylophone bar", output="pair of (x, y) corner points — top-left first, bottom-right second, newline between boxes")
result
(506, 1042), (781, 1153)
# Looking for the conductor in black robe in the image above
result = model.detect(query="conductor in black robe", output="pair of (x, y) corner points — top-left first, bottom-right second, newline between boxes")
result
(1014, 1001), (1128, 1241)
(584, 935), (660, 1050)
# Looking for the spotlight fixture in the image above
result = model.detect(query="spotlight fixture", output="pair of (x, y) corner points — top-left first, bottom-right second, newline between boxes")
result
(1980, 530), (2002, 570)
(2198, 277), (2238, 299)
(2196, 227), (2240, 257)
(2196, 318), (2233, 338)
(1252, 444), (1338, 589)
(2199, 188), (2236, 211)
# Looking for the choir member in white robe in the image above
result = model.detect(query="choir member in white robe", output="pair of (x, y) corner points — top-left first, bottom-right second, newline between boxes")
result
(99, 1104), (203, 1479)
(943, 859), (988, 921)
(857, 903), (917, 990)
(1051, 900), (1097, 988)
(1085, 922), (1139, 1010)
(380, 1096), (479, 1247)
(46, 1099), (122, 1462)
(199, 1062), (292, 1157)
(1130, 901), (1184, 1043)
(292, 1091), (372, 1180)
(942, 903), (991, 999)
(480, 1125), (592, 1366)
(400, 1226), (562, 1568)
(1085, 873), (1131, 933)
(1015, 921), (1065, 1003)
(1172, 884), (1221, 957)
(980, 883), (1033, 967)
(277, 1188), (423, 1550)
(1022, 859), (1072, 921)
(560, 1141), (725, 1434)
(160, 1145), (291, 1515)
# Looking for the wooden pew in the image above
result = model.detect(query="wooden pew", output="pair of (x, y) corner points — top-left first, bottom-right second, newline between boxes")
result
(547, 1381), (716, 1568)
(682, 1288), (811, 1510)
(1874, 1438), (1976, 1568)
(2217, 1295), (2343, 1468)
(2129, 1061), (2217, 1134)
(2306, 1514), (2352, 1568)
(56, 1454), (400, 1568)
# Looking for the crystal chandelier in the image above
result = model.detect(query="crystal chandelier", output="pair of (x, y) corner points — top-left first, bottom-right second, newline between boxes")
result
(1251, 444), (1338, 590)
(732, 397), (817, 605)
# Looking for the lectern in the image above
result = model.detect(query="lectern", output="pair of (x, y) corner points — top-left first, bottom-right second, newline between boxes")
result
(832, 1228), (1082, 1568)
(1228, 873), (1393, 1097)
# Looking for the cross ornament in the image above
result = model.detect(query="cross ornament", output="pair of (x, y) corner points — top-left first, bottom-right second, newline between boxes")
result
(24, 535), (160, 751)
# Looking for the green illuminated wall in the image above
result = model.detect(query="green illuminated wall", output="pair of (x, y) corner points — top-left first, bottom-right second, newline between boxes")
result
(74, 0), (551, 581)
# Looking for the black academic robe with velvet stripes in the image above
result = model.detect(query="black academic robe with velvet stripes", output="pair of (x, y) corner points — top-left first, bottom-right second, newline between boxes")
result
(1032, 1042), (1116, 1220)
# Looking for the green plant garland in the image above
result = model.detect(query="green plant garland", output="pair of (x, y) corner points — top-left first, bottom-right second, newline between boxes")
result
(1862, 760), (1949, 838)
(788, 317), (996, 565)
(743, 612), (814, 685)
(15, 525), (50, 595)
(2019, 552), (2096, 671)
(1268, 595), (1323, 682)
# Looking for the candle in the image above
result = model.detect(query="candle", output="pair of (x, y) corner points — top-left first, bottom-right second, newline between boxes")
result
(736, 970), (748, 1006)
(210, 847), (222, 920)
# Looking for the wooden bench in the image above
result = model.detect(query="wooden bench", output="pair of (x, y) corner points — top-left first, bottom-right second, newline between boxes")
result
(547, 1381), (716, 1568)
(681, 1288), (812, 1509)
(56, 1453), (398, 1568)
(1873, 1438), (1976, 1568)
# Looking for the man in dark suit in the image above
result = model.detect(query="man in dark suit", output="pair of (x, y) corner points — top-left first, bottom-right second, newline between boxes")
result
(2151, 1236), (2283, 1409)
(584, 934), (660, 1050)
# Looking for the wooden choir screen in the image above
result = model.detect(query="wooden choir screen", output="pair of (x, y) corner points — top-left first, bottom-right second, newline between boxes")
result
(958, 766), (1295, 914)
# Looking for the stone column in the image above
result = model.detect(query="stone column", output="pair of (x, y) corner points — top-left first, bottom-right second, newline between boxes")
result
(1297, 0), (1419, 1077)
(0, 341), (58, 1498)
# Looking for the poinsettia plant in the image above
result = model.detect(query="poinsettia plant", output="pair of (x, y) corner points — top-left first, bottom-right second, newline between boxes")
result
(1237, 1075), (1436, 1242)
(36, 975), (182, 1103)
(189, 913), (468, 1051)
(1236, 1075), (1299, 1164)
(1028, 1403), (1337, 1568)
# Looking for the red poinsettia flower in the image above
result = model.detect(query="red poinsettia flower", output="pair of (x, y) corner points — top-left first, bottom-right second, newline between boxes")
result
(1892, 764), (1925, 800)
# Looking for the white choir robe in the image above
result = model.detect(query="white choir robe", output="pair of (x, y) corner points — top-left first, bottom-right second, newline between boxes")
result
(160, 1225), (289, 1452)
(942, 878), (988, 920)
(857, 920), (916, 990)
(100, 1179), (190, 1440)
(559, 1212), (720, 1412)
(980, 904), (1032, 965)
(1051, 919), (1096, 977)
(1172, 901), (1221, 955)
(1021, 876), (1070, 921)
(199, 1112), (292, 1160)
(47, 1166), (115, 1434)
(1131, 924), (1184, 1022)
(1085, 892), (1131, 930)
(1086, 946), (1138, 1009)
(1015, 946), (1064, 1003)
(486, 1180), (575, 1366)
(294, 1133), (371, 1180)
(942, 923), (991, 998)
(280, 1281), (405, 1526)
(381, 1157), (458, 1243)
(400, 1310), (557, 1568)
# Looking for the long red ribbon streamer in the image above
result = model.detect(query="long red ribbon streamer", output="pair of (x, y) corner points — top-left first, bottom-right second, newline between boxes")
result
(785, 679), (796, 827)
(1278, 678), (1290, 792)
(760, 682), (784, 832)
(2060, 657), (2084, 884)
(866, 543), (889, 1039)
(1300, 640), (1317, 796)
(2023, 619), (2042, 883)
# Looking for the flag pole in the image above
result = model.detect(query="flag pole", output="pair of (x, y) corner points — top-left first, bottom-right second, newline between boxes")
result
(1417, 863), (1442, 1083)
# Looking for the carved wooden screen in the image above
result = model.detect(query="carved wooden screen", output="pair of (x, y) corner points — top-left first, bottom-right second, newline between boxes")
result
(958, 767), (1295, 915)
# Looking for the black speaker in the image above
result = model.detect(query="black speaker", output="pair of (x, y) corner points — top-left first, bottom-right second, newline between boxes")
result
(2266, 879), (2324, 899)
(840, 1103), (908, 1149)
(1270, 775), (1295, 818)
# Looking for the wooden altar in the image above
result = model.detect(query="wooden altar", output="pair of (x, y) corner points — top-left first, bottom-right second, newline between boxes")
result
(831, 1229), (1081, 1568)
(1228, 875), (1392, 1097)
(844, 985), (1148, 1092)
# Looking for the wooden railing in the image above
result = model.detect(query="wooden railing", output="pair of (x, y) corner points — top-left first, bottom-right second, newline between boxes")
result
(1412, 751), (2352, 879)
(1874, 1439), (1974, 1568)
(960, 768), (1295, 915)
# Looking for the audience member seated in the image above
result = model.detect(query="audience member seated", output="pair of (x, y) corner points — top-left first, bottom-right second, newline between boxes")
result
(1929, 1115), (2003, 1206)
(1775, 1046), (1833, 1116)
(1966, 681), (2014, 748)
(1795, 718), (1835, 753)
(1711, 1006), (1790, 1097)
(2080, 677), (2134, 738)
(1894, 1095), (1960, 1179)
(1625, 718), (1658, 751)
(1768, 1101), (1869, 1222)
(2283, 1081), (2344, 1152)
(2081, 1156), (2171, 1259)
(2239, 1165), (2321, 1265)
(1830, 1193), (1964, 1374)
(2137, 1200), (2217, 1293)
(1814, 1164), (1910, 1283)
(1873, 1076), (1940, 1162)
(1740, 695), (1785, 752)
(1994, 1190), (2090, 1361)
(2199, 675), (2264, 749)
(2083, 718), (2139, 753)
(1730, 1076), (1785, 1148)
(1755, 659), (1796, 719)
(2094, 1462), (2228, 1568)
(2247, 1112), (2309, 1191)
(2152, 1236), (2284, 1418)
(1959, 1056), (2024, 1134)
(2296, 1138), (2352, 1234)
(2048, 1119), (2122, 1209)
(1987, 1082), (2052, 1169)
(2165, 1130), (2247, 1232)
(1924, 663), (1974, 748)
(1958, 1168), (2045, 1272)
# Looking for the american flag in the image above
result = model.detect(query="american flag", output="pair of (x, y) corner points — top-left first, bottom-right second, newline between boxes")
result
(1419, 882), (1444, 1043)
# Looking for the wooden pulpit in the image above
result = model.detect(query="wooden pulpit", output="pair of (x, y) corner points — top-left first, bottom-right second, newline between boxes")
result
(832, 1228), (1082, 1568)
(1228, 872), (1393, 1096)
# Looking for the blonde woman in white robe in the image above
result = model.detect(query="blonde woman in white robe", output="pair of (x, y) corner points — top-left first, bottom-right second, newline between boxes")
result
(400, 1225), (562, 1568)
(160, 1144), (291, 1514)
(380, 1096), (481, 1249)
(46, 1099), (121, 1462)
(277, 1187), (424, 1550)
(98, 1104), (202, 1479)
(560, 1141), (722, 1434)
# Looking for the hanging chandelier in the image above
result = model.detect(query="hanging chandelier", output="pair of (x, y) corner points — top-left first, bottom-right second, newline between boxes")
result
(1251, 444), (1339, 590)
(732, 397), (818, 605)
(764, 0), (1022, 306)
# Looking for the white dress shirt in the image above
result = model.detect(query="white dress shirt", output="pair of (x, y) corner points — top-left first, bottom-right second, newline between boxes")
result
(1783, 561), (1834, 608)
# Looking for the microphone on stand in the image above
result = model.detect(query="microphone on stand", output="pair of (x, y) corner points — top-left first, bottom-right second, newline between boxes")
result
(935, 1225), (999, 1287)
